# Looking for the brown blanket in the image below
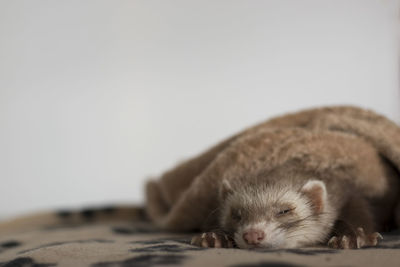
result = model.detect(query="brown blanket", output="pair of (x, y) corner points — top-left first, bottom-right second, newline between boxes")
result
(145, 106), (400, 232)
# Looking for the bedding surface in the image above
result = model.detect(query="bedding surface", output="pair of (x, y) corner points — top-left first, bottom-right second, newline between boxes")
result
(1, 216), (400, 267)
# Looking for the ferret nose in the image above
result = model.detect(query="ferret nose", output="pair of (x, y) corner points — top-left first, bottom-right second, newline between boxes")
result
(242, 229), (265, 245)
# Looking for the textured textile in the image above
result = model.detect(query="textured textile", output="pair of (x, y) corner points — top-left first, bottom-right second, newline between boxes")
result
(146, 106), (400, 234)
(1, 218), (400, 267)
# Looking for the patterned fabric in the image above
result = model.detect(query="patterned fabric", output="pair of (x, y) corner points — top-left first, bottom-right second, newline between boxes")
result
(1, 219), (400, 267)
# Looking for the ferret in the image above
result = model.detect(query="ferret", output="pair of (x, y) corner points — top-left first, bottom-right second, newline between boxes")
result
(145, 107), (400, 250)
(216, 173), (337, 249)
(190, 157), (399, 249)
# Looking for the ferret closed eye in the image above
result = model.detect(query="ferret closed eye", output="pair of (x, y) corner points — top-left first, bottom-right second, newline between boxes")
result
(231, 210), (242, 221)
(277, 207), (295, 216)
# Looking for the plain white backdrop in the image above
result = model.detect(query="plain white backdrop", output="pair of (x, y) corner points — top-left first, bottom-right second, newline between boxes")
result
(0, 0), (399, 219)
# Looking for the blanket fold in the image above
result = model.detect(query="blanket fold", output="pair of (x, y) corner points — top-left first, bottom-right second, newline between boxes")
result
(145, 106), (400, 231)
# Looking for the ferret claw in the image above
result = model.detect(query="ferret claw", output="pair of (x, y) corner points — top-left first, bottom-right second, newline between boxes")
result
(190, 231), (234, 248)
(328, 227), (383, 249)
(327, 236), (338, 249)
(369, 232), (383, 246)
(341, 235), (349, 249)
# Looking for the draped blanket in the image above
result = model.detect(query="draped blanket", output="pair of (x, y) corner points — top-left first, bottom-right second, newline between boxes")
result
(145, 106), (400, 231)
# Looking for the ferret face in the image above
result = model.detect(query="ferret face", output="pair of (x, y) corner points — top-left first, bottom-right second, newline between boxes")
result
(219, 179), (329, 249)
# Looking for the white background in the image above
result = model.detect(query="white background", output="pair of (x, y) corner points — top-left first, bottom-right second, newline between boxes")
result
(0, 0), (399, 219)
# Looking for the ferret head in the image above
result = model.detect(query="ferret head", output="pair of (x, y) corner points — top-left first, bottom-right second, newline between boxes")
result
(218, 178), (333, 249)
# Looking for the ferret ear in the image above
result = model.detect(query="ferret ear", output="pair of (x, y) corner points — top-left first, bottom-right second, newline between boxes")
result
(301, 180), (327, 214)
(219, 179), (234, 200)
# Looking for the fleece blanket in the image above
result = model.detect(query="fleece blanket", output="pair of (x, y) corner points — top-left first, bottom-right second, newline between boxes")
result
(1, 213), (400, 267)
(145, 106), (400, 232)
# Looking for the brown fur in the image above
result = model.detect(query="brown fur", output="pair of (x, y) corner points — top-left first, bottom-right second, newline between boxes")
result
(145, 106), (400, 245)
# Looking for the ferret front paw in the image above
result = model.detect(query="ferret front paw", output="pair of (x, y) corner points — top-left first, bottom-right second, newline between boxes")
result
(190, 232), (234, 248)
(328, 227), (383, 249)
